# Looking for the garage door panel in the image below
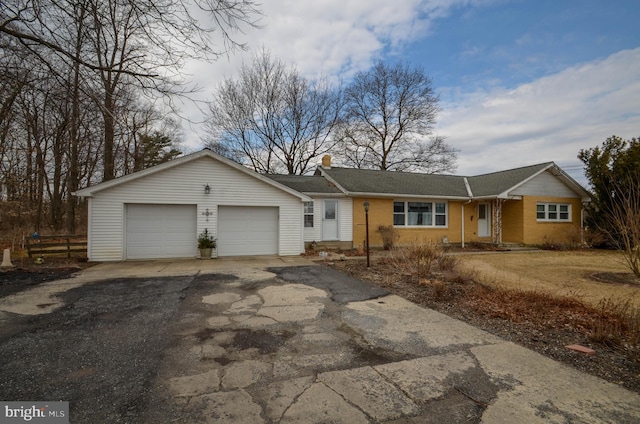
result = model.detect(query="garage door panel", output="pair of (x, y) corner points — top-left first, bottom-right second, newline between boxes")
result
(218, 206), (278, 256)
(126, 204), (196, 259)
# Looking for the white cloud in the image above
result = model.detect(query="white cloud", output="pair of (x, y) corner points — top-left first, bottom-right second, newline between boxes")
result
(437, 48), (640, 183)
(181, 0), (488, 149)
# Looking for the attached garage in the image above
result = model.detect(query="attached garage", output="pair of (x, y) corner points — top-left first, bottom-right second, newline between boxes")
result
(218, 206), (278, 256)
(126, 204), (196, 259)
(74, 149), (309, 261)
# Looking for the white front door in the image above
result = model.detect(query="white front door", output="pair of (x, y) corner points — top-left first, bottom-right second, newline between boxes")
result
(478, 203), (491, 238)
(322, 199), (339, 240)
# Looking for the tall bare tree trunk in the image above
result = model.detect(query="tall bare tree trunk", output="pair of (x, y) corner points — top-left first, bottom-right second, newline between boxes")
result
(66, 5), (86, 233)
(103, 85), (115, 181)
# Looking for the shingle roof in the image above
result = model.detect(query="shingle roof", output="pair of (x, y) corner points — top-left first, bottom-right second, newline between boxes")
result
(466, 162), (553, 197)
(319, 167), (470, 197)
(267, 161), (589, 201)
(267, 174), (343, 194)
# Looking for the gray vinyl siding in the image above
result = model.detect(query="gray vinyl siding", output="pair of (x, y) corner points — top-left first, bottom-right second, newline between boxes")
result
(86, 156), (303, 261)
(509, 170), (580, 198)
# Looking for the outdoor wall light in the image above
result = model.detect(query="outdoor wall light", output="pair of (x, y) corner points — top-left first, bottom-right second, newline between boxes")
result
(204, 184), (211, 194)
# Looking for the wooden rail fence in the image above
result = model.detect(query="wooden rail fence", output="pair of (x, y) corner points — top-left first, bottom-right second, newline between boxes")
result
(24, 235), (87, 258)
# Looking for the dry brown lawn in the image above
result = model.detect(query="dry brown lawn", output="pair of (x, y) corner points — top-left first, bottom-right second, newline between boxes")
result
(456, 249), (640, 307)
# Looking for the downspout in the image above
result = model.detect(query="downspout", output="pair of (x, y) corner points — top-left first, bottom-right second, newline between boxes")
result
(581, 202), (588, 246)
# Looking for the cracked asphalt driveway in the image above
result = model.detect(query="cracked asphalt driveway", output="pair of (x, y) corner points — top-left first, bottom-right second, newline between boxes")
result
(1, 258), (640, 423)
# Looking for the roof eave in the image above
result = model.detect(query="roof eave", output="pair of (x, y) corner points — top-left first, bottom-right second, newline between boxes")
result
(74, 149), (311, 201)
(346, 192), (471, 200)
(301, 192), (347, 197)
(74, 151), (206, 197)
(474, 194), (523, 200)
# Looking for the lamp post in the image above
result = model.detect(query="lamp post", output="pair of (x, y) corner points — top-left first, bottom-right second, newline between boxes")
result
(363, 200), (370, 267)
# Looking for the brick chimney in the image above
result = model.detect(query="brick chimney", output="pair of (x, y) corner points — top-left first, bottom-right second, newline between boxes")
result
(321, 155), (331, 168)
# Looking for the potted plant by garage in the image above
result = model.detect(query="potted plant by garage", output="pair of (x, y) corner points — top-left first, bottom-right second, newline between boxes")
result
(197, 228), (216, 259)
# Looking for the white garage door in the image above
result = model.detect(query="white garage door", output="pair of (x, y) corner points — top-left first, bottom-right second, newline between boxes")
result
(218, 206), (278, 256)
(126, 204), (197, 259)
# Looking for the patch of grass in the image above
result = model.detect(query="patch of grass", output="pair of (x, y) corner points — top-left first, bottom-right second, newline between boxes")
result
(456, 250), (639, 308)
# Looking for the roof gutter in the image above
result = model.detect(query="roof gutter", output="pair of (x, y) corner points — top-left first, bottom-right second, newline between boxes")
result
(344, 192), (471, 201)
(301, 192), (348, 197)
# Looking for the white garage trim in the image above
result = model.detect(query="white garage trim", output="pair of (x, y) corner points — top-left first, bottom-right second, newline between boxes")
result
(218, 206), (278, 256)
(126, 204), (197, 259)
(75, 150), (308, 261)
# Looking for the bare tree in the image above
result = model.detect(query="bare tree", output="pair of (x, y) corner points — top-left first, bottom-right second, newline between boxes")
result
(1, 0), (260, 74)
(207, 50), (343, 175)
(337, 60), (457, 173)
(0, 0), (260, 236)
(606, 175), (640, 277)
(2, 0), (261, 181)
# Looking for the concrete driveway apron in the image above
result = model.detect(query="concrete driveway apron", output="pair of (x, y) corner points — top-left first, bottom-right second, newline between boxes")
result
(2, 257), (639, 423)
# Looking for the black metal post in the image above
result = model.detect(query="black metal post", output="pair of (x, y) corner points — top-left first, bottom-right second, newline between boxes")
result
(364, 200), (370, 267)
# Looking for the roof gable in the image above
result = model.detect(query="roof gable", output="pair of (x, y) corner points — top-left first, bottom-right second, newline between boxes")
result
(74, 149), (310, 200)
(466, 162), (553, 197)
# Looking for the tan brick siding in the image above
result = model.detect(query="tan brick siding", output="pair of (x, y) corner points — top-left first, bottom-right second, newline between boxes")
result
(521, 196), (584, 245)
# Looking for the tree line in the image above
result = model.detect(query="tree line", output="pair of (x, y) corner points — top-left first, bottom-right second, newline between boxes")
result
(0, 0), (259, 238)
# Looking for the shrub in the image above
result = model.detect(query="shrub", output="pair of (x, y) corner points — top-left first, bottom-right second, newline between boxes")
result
(539, 235), (572, 251)
(438, 254), (458, 272)
(377, 225), (399, 250)
(583, 227), (608, 248)
(564, 226), (585, 249)
(197, 228), (216, 249)
(590, 298), (640, 363)
(388, 241), (447, 278)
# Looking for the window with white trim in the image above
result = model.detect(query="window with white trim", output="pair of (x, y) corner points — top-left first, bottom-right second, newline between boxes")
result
(393, 201), (447, 227)
(304, 202), (314, 227)
(537, 203), (571, 221)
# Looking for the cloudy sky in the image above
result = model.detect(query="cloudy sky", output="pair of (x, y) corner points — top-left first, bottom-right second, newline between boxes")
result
(182, 0), (640, 184)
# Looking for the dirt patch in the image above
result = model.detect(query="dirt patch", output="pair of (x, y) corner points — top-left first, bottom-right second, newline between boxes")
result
(0, 257), (95, 298)
(0, 267), (80, 298)
(327, 257), (640, 394)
